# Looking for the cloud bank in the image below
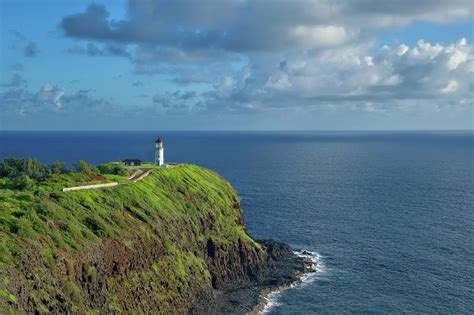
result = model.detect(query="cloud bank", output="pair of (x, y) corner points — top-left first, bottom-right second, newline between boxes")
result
(61, 0), (472, 52)
(3, 0), (473, 129)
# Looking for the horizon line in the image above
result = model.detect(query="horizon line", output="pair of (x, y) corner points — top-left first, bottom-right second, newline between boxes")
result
(0, 129), (473, 133)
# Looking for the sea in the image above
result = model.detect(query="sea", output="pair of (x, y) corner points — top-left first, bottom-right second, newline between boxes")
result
(1, 130), (473, 314)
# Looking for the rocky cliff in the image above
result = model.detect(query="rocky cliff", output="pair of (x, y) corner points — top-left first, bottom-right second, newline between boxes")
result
(0, 165), (309, 314)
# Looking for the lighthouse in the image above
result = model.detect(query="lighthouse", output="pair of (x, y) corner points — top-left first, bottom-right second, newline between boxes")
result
(155, 137), (164, 166)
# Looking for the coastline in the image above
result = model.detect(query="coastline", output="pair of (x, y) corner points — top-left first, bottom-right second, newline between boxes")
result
(251, 250), (321, 315)
(210, 244), (319, 315)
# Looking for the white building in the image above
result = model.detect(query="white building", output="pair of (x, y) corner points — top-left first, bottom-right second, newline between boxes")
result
(155, 137), (164, 166)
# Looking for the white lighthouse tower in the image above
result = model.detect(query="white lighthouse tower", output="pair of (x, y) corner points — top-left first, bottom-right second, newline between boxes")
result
(155, 137), (164, 166)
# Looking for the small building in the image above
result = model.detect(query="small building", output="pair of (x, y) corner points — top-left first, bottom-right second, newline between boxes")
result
(122, 159), (142, 166)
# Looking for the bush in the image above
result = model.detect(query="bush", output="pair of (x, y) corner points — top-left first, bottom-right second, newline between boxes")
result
(0, 157), (24, 178)
(98, 163), (128, 176)
(87, 266), (97, 282)
(62, 280), (83, 304)
(25, 158), (43, 179)
(113, 165), (128, 176)
(76, 160), (98, 176)
(97, 163), (115, 175)
(84, 216), (111, 237)
(51, 161), (67, 174)
(7, 174), (34, 190)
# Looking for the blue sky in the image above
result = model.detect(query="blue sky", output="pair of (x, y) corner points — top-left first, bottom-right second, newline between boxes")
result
(1, 0), (473, 130)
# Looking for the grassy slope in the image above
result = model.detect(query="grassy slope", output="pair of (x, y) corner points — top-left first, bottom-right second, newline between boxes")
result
(0, 164), (258, 312)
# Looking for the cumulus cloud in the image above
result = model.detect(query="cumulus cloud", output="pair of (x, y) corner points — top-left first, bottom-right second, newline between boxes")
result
(61, 1), (351, 53)
(61, 1), (472, 52)
(24, 42), (39, 57)
(343, 0), (473, 27)
(199, 38), (473, 114)
(0, 83), (113, 116)
(152, 90), (200, 114)
(58, 1), (473, 85)
(37, 83), (65, 110)
(51, 0), (474, 126)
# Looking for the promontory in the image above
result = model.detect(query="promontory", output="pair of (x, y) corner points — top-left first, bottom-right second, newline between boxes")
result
(0, 159), (312, 314)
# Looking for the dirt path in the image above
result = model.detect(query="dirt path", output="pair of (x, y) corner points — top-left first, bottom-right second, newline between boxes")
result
(63, 168), (154, 192)
(127, 168), (153, 182)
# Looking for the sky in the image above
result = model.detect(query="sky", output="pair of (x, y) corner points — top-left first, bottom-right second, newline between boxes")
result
(0, 0), (473, 131)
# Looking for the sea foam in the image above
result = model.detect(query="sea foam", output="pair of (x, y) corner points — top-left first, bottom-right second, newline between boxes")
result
(260, 250), (326, 314)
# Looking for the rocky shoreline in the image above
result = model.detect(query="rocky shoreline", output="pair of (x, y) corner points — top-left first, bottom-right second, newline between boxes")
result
(209, 241), (317, 315)
(251, 249), (319, 314)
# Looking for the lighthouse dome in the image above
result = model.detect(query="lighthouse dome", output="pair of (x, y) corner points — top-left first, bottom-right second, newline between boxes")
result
(156, 137), (163, 144)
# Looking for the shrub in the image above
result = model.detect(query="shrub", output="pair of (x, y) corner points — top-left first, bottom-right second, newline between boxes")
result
(0, 157), (24, 178)
(97, 163), (115, 175)
(84, 216), (111, 237)
(25, 158), (43, 179)
(76, 160), (98, 176)
(40, 247), (55, 266)
(7, 174), (34, 190)
(51, 161), (66, 174)
(86, 266), (97, 282)
(113, 164), (128, 176)
(98, 163), (128, 176)
(62, 280), (83, 304)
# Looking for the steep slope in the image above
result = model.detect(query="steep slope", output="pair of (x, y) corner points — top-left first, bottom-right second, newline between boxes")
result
(0, 165), (308, 314)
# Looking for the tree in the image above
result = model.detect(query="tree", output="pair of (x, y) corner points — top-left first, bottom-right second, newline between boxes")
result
(0, 157), (24, 178)
(51, 161), (66, 174)
(113, 164), (128, 176)
(76, 160), (97, 176)
(97, 163), (115, 175)
(98, 162), (128, 176)
(25, 158), (43, 179)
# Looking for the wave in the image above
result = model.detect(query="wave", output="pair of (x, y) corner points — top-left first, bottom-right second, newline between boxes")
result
(260, 249), (326, 314)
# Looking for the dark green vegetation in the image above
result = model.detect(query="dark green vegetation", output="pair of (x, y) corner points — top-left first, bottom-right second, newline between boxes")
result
(0, 158), (132, 270)
(0, 157), (128, 192)
(0, 158), (308, 314)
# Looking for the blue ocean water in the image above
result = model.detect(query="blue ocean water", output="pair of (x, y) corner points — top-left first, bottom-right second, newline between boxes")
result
(1, 131), (473, 314)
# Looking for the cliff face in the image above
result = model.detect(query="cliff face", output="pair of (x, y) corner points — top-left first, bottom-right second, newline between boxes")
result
(0, 165), (306, 314)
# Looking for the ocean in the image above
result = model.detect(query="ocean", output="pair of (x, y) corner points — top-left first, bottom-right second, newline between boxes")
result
(1, 130), (473, 314)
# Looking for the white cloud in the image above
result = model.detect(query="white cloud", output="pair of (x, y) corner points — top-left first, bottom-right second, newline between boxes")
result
(290, 25), (349, 47)
(447, 45), (468, 69)
(441, 80), (459, 94)
(10, 0), (470, 129)
(397, 44), (409, 56)
(37, 83), (65, 110)
(265, 73), (292, 90)
(1, 83), (112, 116)
(61, 0), (473, 54)
(201, 38), (473, 115)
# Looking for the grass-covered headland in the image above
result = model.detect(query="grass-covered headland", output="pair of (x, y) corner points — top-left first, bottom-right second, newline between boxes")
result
(0, 157), (310, 314)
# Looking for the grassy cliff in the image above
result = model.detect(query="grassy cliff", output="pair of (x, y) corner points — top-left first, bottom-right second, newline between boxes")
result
(0, 163), (306, 314)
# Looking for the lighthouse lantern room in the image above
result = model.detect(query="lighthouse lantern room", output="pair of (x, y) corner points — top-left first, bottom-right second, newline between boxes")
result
(155, 137), (164, 166)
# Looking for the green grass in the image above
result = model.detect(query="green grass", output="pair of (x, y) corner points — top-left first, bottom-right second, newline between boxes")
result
(86, 266), (97, 282)
(126, 162), (160, 169)
(62, 280), (83, 304)
(0, 163), (258, 312)
(0, 164), (254, 267)
(0, 276), (15, 303)
(40, 247), (55, 267)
